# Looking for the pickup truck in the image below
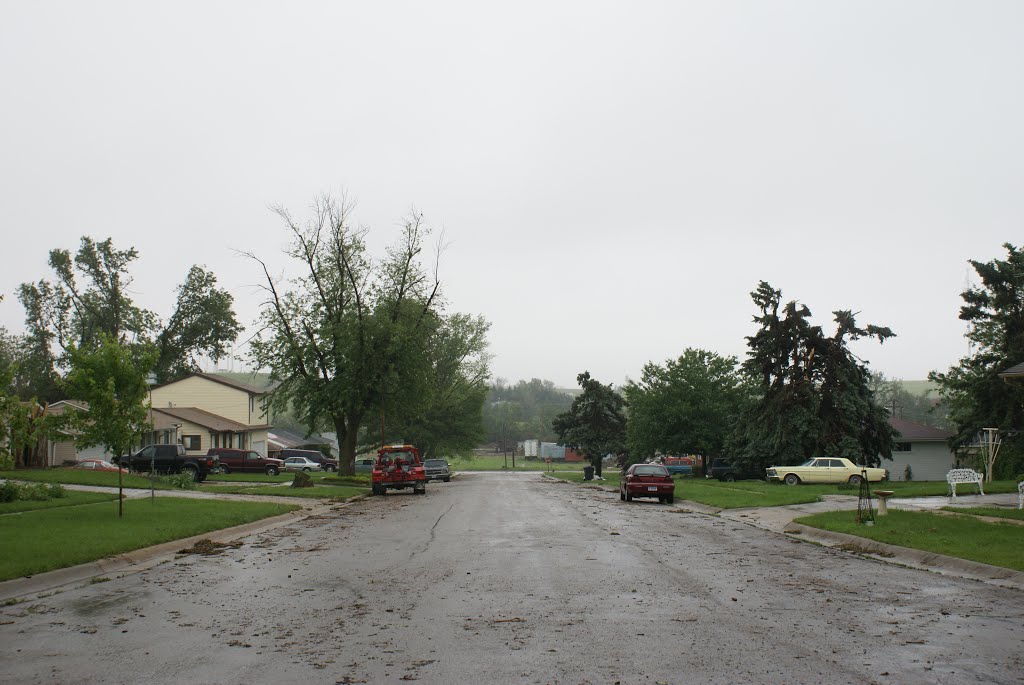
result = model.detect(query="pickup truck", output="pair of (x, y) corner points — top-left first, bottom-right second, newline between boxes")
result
(372, 444), (427, 496)
(120, 444), (219, 482)
(207, 448), (284, 476)
(706, 458), (761, 482)
(658, 457), (693, 476)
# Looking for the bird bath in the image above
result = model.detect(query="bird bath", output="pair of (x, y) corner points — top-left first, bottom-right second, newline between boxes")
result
(874, 490), (895, 516)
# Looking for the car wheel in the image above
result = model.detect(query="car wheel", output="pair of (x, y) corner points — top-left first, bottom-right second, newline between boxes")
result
(724, 474), (736, 482)
(784, 473), (801, 486)
(848, 475), (863, 485)
(658, 496), (665, 503)
(625, 491), (633, 502)
(266, 466), (279, 476)
(444, 477), (451, 482)
(303, 467), (311, 472)
(220, 465), (230, 475)
(326, 465), (337, 472)
(182, 466), (199, 482)
(620, 490), (625, 501)
(666, 495), (674, 505)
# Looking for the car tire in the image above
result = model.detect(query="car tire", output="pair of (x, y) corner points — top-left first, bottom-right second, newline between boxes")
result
(625, 491), (633, 502)
(220, 465), (230, 475)
(784, 473), (801, 486)
(182, 466), (199, 482)
(266, 466), (279, 476)
(444, 477), (451, 483)
(620, 490), (625, 501)
(666, 495), (674, 505)
(724, 474), (736, 482)
(848, 475), (863, 485)
(325, 465), (337, 472)
(303, 467), (311, 472)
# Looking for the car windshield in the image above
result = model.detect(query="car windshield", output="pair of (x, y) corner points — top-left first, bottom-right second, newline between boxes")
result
(633, 465), (668, 476)
(382, 451), (417, 463)
(799, 459), (816, 467)
(424, 460), (446, 467)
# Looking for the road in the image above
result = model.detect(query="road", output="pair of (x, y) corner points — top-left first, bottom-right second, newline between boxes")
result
(1, 472), (1022, 684)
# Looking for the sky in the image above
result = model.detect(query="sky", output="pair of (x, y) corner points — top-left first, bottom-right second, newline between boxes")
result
(1, 1), (1022, 389)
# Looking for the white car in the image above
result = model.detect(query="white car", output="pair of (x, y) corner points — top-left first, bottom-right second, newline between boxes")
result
(282, 456), (323, 472)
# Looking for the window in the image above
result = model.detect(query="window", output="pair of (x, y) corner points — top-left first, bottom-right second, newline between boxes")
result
(893, 442), (912, 452)
(182, 435), (201, 451)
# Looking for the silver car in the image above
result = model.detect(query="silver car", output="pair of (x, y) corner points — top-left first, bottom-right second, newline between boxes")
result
(423, 458), (451, 482)
(282, 456), (323, 472)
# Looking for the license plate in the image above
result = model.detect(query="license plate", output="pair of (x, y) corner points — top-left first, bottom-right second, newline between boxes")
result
(647, 486), (658, 491)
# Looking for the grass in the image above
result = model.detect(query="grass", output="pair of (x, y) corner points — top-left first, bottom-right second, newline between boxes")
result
(208, 484), (368, 500)
(0, 490), (120, 514)
(3, 468), (175, 489)
(794, 509), (1024, 571)
(0, 497), (301, 581)
(941, 506), (1024, 521)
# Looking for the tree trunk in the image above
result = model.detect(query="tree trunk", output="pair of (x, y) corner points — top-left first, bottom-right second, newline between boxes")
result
(335, 412), (362, 476)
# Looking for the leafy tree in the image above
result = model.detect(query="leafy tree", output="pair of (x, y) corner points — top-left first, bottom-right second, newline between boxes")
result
(930, 243), (1024, 478)
(483, 378), (573, 444)
(868, 372), (948, 429)
(624, 349), (752, 466)
(63, 334), (156, 516)
(552, 371), (626, 477)
(730, 281), (896, 472)
(248, 195), (478, 474)
(153, 266), (243, 383)
(384, 312), (491, 458)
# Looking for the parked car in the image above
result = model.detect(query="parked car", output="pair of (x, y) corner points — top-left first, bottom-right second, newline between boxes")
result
(73, 459), (127, 474)
(282, 455), (323, 472)
(355, 458), (376, 473)
(658, 456), (693, 476)
(118, 444), (218, 482)
(208, 448), (284, 476)
(277, 448), (338, 472)
(706, 458), (761, 482)
(372, 444), (427, 496)
(620, 463), (675, 504)
(423, 458), (451, 482)
(766, 457), (888, 485)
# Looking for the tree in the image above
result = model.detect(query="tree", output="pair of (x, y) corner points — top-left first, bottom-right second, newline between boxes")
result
(153, 266), (243, 383)
(18, 237), (241, 388)
(383, 312), (491, 459)
(248, 195), (467, 475)
(63, 334), (155, 516)
(552, 371), (626, 477)
(868, 372), (948, 429)
(483, 378), (573, 444)
(730, 281), (896, 472)
(624, 349), (752, 467)
(930, 243), (1024, 479)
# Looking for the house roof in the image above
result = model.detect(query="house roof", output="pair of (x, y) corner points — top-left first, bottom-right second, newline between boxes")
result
(150, 372), (276, 396)
(151, 406), (270, 433)
(998, 361), (1024, 380)
(888, 417), (952, 442)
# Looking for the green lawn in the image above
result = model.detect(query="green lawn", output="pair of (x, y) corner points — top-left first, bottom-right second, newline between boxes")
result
(0, 490), (119, 514)
(0, 497), (301, 581)
(941, 506), (1024, 521)
(208, 484), (368, 500)
(794, 509), (1024, 571)
(3, 468), (174, 489)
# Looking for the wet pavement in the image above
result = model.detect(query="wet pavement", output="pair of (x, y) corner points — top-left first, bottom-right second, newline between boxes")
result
(1, 472), (1022, 683)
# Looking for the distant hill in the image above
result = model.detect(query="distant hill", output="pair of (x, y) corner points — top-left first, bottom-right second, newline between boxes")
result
(897, 380), (939, 396)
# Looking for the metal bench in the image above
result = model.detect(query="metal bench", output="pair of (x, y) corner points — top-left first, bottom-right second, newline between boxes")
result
(946, 468), (984, 497)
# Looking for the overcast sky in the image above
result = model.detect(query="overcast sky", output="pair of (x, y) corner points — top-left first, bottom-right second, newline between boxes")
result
(2, 1), (1022, 389)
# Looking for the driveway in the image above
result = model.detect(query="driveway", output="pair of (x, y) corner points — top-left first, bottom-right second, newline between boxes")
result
(1, 472), (1021, 684)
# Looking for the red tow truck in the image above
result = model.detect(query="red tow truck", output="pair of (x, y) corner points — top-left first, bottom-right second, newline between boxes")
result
(371, 444), (427, 496)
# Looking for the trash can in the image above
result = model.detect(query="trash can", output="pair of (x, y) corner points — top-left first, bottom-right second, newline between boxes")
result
(583, 465), (594, 481)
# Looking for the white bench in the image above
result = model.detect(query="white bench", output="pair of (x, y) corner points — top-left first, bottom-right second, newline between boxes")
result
(946, 468), (984, 497)
(1018, 481), (1023, 510)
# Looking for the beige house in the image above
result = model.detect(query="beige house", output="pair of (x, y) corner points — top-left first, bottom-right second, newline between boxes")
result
(147, 373), (274, 457)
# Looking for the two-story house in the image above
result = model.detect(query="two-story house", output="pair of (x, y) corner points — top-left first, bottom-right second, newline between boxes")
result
(146, 373), (274, 457)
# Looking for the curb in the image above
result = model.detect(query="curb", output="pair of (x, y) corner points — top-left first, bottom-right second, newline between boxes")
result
(0, 495), (364, 602)
(784, 522), (1024, 592)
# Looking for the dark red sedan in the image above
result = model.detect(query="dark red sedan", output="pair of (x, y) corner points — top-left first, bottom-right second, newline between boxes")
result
(620, 463), (675, 504)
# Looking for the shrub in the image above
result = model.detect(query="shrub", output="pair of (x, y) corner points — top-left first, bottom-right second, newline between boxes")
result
(0, 452), (14, 471)
(160, 472), (198, 490)
(0, 481), (19, 503)
(904, 465), (913, 481)
(47, 483), (67, 499)
(22, 483), (51, 501)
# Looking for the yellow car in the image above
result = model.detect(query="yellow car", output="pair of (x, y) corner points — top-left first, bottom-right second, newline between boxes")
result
(766, 457), (888, 485)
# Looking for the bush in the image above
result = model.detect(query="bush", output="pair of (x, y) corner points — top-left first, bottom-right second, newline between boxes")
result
(904, 465), (913, 481)
(47, 483), (67, 499)
(0, 481), (19, 503)
(22, 483), (51, 501)
(159, 472), (199, 490)
(0, 453), (14, 471)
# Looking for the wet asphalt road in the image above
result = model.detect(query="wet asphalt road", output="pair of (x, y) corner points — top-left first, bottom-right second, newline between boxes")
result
(1, 472), (1022, 684)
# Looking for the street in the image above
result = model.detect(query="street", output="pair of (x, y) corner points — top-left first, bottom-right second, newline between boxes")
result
(1, 472), (1022, 684)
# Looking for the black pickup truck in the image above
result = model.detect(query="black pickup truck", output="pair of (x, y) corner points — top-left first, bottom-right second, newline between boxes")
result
(119, 444), (219, 482)
(706, 458), (761, 482)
